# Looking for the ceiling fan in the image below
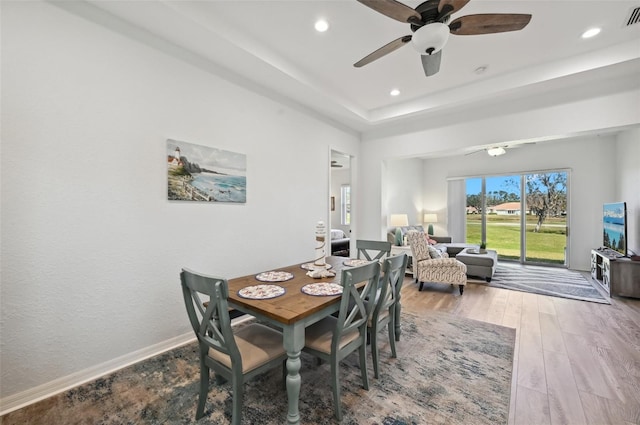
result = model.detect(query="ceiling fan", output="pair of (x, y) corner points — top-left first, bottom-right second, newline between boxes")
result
(331, 160), (343, 168)
(354, 0), (532, 76)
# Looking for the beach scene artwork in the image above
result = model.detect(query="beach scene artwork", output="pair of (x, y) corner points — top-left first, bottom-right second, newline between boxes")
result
(167, 139), (246, 203)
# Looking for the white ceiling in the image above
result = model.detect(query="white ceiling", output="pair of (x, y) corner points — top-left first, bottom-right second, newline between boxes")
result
(71, 0), (640, 135)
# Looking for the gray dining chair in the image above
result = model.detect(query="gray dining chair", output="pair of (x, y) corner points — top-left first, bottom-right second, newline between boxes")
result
(355, 239), (393, 330)
(303, 261), (380, 421)
(368, 253), (408, 379)
(356, 239), (392, 261)
(180, 269), (288, 425)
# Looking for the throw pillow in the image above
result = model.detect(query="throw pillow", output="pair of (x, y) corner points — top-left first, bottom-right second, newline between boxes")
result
(424, 234), (437, 245)
(427, 245), (442, 259)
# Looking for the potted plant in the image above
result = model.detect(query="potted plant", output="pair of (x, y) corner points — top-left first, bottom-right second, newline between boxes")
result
(479, 242), (487, 254)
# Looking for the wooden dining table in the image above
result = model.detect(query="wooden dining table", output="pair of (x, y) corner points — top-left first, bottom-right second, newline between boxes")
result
(226, 256), (351, 425)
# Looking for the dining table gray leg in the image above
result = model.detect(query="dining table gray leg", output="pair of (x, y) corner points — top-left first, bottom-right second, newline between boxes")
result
(284, 324), (305, 425)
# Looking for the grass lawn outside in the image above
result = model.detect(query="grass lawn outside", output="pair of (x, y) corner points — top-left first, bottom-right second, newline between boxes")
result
(466, 214), (567, 264)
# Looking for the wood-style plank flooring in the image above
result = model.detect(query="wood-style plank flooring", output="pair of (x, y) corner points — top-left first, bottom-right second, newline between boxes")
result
(399, 276), (640, 425)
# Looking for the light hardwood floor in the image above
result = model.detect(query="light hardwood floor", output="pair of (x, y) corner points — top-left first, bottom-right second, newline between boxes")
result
(399, 276), (640, 425)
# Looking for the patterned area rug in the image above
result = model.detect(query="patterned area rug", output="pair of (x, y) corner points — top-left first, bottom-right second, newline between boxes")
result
(1, 312), (515, 425)
(479, 262), (609, 304)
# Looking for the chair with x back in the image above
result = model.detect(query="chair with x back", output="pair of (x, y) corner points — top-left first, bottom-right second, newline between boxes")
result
(368, 253), (408, 379)
(356, 239), (392, 261)
(302, 260), (380, 421)
(180, 269), (288, 425)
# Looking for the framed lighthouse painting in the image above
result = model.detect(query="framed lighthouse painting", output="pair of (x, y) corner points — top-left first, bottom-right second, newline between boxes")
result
(167, 139), (247, 203)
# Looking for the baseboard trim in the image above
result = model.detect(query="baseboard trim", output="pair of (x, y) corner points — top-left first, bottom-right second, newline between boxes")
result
(0, 315), (254, 416)
(0, 332), (196, 416)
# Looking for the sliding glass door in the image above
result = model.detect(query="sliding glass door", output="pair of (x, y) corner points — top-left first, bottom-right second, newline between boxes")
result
(466, 171), (568, 266)
(524, 172), (568, 264)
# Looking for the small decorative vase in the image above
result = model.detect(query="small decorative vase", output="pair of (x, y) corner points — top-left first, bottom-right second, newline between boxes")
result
(314, 221), (327, 267)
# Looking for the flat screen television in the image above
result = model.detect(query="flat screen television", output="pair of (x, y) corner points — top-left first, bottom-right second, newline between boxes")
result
(603, 202), (627, 256)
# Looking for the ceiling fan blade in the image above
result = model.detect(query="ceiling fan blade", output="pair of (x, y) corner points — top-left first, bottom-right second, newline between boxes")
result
(438, 0), (470, 16)
(354, 35), (412, 67)
(421, 50), (442, 76)
(465, 148), (484, 156)
(449, 14), (532, 35)
(357, 0), (422, 24)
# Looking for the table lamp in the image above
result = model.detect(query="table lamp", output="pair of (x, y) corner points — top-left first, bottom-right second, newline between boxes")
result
(423, 213), (437, 236)
(390, 214), (409, 246)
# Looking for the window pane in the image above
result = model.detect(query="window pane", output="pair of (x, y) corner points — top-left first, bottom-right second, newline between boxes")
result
(524, 172), (568, 264)
(341, 185), (350, 225)
(465, 178), (482, 245)
(485, 175), (521, 260)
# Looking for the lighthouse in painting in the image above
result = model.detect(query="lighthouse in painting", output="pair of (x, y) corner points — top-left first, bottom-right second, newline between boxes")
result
(168, 146), (183, 168)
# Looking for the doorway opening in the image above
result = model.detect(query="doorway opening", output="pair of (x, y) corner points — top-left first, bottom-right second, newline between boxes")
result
(330, 150), (352, 257)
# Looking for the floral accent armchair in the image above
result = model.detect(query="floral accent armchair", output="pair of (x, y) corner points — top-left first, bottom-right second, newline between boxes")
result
(406, 230), (467, 295)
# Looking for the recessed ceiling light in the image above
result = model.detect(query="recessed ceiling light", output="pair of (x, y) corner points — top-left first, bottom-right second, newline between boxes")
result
(390, 89), (400, 96)
(315, 19), (329, 32)
(582, 27), (601, 38)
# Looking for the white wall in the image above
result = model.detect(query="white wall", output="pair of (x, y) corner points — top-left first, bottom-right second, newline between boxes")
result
(0, 2), (359, 404)
(615, 129), (640, 256)
(385, 158), (424, 226)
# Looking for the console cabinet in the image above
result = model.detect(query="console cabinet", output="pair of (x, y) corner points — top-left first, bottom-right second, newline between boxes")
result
(591, 249), (640, 298)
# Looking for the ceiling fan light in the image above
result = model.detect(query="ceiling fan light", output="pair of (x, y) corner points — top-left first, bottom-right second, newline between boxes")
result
(411, 22), (450, 55)
(582, 27), (600, 39)
(487, 147), (506, 157)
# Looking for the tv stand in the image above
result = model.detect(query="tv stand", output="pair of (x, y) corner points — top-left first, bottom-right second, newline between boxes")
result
(591, 249), (640, 298)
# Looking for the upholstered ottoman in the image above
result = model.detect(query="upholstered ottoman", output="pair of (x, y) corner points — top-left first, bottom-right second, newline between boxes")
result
(455, 248), (498, 282)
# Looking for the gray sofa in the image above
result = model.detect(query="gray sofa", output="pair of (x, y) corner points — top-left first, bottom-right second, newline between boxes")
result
(387, 226), (477, 257)
(387, 225), (451, 246)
